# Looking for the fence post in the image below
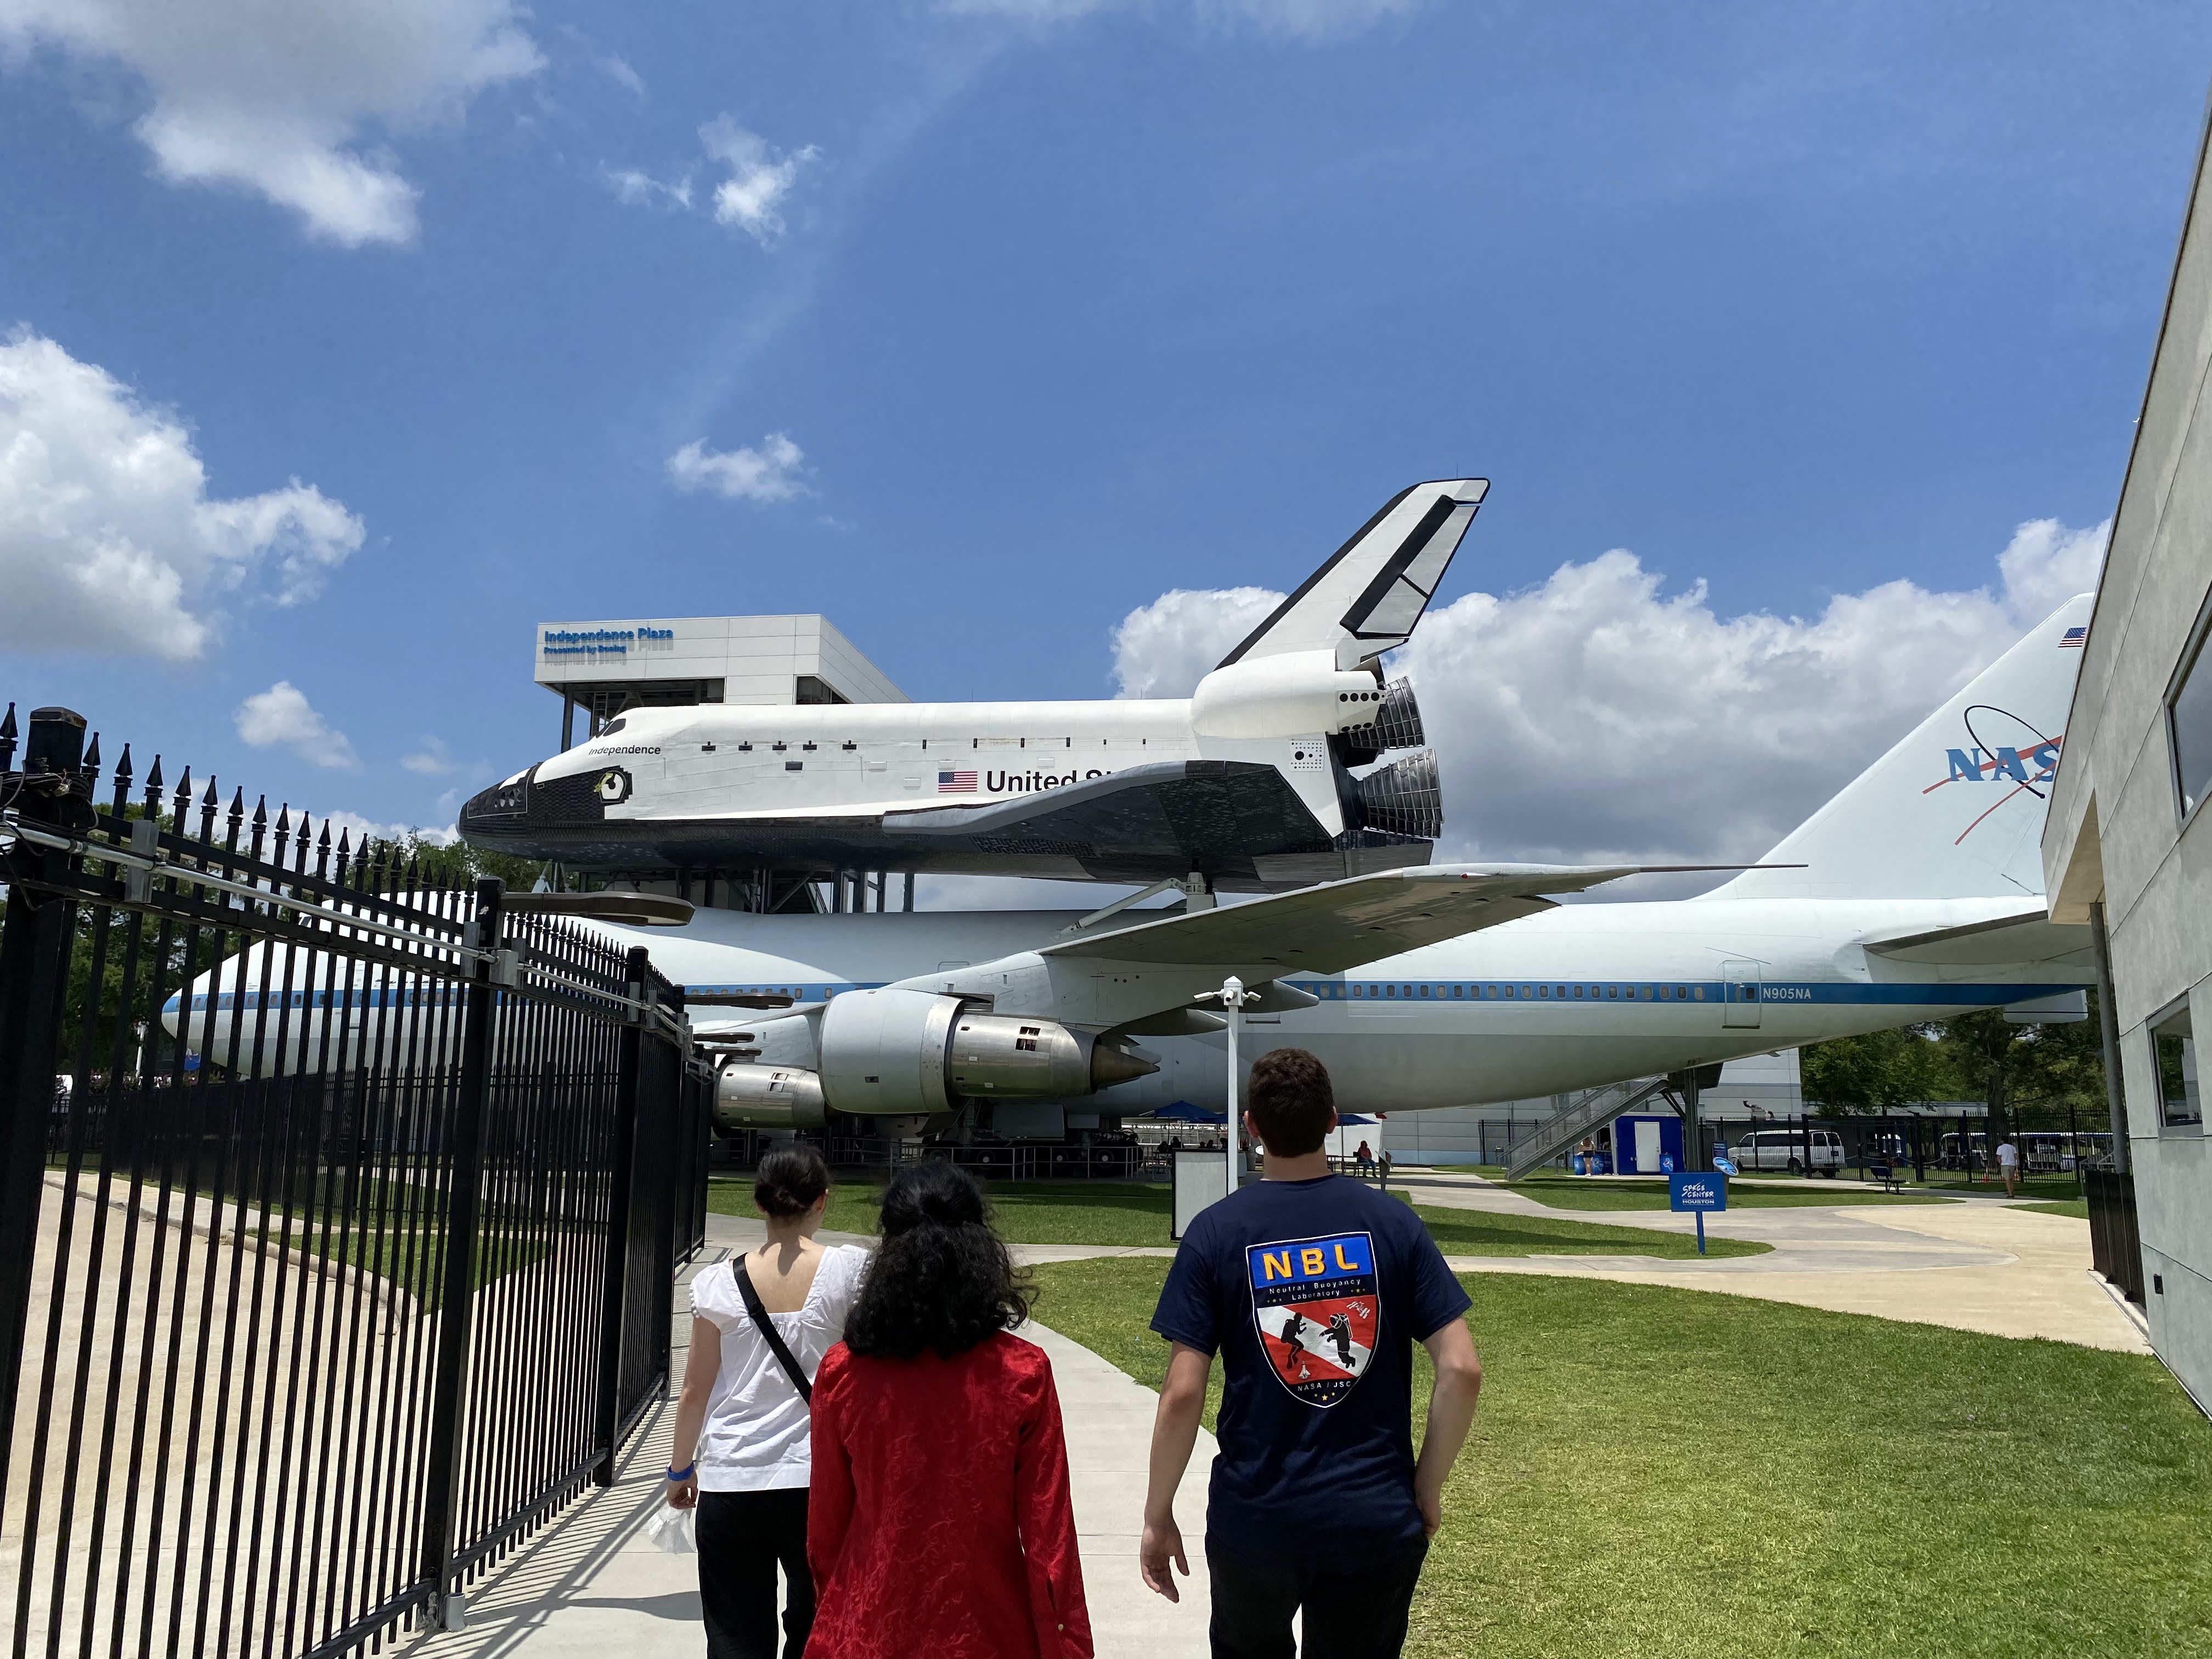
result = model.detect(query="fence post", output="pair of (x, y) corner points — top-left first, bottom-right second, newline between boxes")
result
(650, 977), (679, 1401)
(592, 946), (649, 1486)
(420, 877), (503, 1632)
(0, 707), (87, 1499)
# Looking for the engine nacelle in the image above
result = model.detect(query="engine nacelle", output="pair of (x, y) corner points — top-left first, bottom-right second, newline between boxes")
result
(800, 987), (1158, 1116)
(714, 1063), (827, 1131)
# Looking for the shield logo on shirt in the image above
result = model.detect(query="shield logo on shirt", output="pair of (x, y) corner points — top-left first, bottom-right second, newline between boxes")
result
(1246, 1231), (1380, 1407)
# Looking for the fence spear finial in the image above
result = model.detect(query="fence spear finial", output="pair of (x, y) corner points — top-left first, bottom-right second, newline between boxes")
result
(0, 701), (15, 772)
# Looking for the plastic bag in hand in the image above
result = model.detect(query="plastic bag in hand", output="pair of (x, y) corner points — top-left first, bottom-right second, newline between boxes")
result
(646, 1504), (697, 1554)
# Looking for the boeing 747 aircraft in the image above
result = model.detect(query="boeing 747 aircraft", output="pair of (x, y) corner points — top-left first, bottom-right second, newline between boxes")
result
(173, 595), (2096, 1137)
(457, 480), (1489, 892)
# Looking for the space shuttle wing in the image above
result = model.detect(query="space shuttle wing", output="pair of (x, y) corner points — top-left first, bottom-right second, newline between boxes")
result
(883, 760), (1346, 887)
(1042, 862), (1733, 975)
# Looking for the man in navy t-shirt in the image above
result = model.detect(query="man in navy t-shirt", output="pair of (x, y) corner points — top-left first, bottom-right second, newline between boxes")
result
(1141, 1048), (1483, 1658)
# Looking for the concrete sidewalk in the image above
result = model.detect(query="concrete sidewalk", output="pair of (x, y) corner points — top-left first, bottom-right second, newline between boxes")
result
(410, 1245), (1216, 1659)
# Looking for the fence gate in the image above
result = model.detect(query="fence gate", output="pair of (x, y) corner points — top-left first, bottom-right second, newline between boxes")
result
(0, 704), (708, 1658)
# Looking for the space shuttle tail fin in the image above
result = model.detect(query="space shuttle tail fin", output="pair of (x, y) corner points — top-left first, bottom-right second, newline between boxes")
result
(1217, 478), (1488, 672)
(1707, 595), (2097, 902)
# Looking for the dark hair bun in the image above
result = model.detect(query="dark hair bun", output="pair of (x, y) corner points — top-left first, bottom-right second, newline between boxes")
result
(845, 1162), (1029, 1358)
(754, 1143), (831, 1219)
(881, 1165), (986, 1234)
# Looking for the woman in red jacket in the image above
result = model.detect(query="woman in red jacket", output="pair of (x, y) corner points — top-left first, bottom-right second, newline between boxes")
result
(805, 1162), (1091, 1659)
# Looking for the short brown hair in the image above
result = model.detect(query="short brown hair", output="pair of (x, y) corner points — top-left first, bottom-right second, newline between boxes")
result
(1245, 1048), (1336, 1157)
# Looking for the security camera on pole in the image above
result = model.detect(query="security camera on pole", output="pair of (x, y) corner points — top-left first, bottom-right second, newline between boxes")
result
(1217, 975), (1257, 1189)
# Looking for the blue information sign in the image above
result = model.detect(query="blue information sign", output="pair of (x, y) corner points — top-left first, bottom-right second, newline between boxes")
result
(1669, 1171), (1727, 1255)
(1669, 1172), (1728, 1211)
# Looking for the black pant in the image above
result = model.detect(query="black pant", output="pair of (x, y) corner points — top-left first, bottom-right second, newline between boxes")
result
(696, 1487), (813, 1659)
(1208, 1538), (1428, 1659)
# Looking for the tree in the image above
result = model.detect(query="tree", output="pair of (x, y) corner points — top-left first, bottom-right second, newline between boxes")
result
(1801, 1024), (1950, 1114)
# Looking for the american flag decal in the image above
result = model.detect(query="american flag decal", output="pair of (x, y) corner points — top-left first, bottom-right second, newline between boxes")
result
(2059, 627), (2087, 649)
(938, 770), (978, 794)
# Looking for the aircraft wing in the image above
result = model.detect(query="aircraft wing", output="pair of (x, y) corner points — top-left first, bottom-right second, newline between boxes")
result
(1863, 911), (2095, 967)
(1040, 862), (1745, 975)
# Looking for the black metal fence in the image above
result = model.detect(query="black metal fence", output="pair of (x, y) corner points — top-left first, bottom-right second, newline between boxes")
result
(0, 704), (708, 1658)
(2086, 1168), (2145, 1306)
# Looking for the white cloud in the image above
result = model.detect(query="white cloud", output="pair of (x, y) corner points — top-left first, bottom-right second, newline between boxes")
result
(0, 330), (365, 661)
(0, 0), (542, 246)
(235, 681), (359, 769)
(400, 736), (456, 776)
(1109, 518), (2108, 874)
(940, 0), (1417, 38)
(667, 432), (809, 503)
(700, 117), (820, 244)
(318, 810), (458, 849)
(604, 166), (692, 212)
(1110, 586), (1285, 698)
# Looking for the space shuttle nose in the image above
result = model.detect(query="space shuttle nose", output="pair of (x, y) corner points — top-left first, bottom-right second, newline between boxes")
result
(460, 772), (532, 837)
(1089, 1039), (1160, 1090)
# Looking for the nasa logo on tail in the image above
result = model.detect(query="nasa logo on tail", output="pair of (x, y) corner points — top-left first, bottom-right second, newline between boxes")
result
(1926, 704), (2063, 845)
(1247, 1231), (1379, 1407)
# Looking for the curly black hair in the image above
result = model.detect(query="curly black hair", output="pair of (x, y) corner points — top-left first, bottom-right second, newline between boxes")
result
(754, 1142), (831, 1218)
(843, 1161), (1031, 1359)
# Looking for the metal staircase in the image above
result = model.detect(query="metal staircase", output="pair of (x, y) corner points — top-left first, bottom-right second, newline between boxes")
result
(1500, 1074), (1675, 1181)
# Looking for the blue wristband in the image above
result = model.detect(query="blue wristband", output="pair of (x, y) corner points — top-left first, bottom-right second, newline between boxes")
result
(667, 1462), (695, 1482)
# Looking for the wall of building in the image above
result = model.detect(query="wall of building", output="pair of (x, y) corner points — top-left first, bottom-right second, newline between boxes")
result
(2044, 94), (2212, 1412)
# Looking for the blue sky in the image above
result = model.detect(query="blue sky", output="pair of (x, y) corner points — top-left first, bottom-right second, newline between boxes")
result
(2, 1), (2209, 850)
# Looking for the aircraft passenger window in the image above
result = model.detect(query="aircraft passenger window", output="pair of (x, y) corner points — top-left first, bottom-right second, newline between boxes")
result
(1452, 985), (1463, 998)
(1419, 985), (1430, 998)
(1556, 986), (1566, 998)
(1538, 985), (1549, 998)
(1607, 986), (1618, 998)
(1385, 985), (1396, 998)
(1572, 985), (1583, 998)
(1690, 987), (1703, 1000)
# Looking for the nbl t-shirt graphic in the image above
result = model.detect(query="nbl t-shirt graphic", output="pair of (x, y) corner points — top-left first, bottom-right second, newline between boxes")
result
(1152, 1175), (1470, 1565)
(1249, 1232), (1379, 1406)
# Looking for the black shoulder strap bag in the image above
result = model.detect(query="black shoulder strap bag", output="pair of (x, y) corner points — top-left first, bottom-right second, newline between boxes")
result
(733, 1255), (812, 1404)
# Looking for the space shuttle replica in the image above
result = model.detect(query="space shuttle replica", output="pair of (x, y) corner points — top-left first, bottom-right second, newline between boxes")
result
(168, 472), (2096, 1148)
(460, 480), (1486, 897)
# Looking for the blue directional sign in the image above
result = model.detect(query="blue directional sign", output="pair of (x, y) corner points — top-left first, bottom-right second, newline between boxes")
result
(1669, 1172), (1728, 1211)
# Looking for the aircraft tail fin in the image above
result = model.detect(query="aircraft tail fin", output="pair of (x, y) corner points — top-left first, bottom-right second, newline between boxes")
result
(1218, 478), (1487, 672)
(1708, 595), (2096, 902)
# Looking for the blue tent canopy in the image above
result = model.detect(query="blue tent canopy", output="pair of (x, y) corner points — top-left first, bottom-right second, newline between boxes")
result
(1336, 1113), (1376, 1126)
(1148, 1102), (1226, 1124)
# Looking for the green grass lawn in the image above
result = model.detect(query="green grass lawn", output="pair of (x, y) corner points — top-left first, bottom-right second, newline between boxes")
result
(1027, 1259), (2212, 1659)
(1916, 1172), (2089, 1204)
(2015, 1198), (2091, 1220)
(709, 1177), (1769, 1259)
(1487, 1173), (1955, 1211)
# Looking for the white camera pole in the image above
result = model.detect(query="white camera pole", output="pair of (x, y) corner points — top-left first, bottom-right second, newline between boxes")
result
(1220, 975), (1252, 1194)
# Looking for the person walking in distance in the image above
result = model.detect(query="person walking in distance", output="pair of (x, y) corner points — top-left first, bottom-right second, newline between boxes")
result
(1995, 1136), (2022, 1198)
(664, 1144), (867, 1659)
(805, 1161), (1092, 1658)
(1140, 1049), (1483, 1658)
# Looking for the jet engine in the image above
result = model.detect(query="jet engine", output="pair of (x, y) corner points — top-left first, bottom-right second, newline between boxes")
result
(710, 987), (1159, 1128)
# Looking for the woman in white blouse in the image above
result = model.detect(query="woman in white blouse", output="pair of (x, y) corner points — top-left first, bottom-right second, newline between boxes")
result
(665, 1144), (868, 1659)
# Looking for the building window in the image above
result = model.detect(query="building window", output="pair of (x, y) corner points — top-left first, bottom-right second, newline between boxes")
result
(2151, 997), (2199, 1132)
(2172, 600), (2212, 820)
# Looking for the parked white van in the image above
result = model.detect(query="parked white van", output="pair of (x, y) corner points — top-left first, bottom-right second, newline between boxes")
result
(1723, 1127), (1844, 1176)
